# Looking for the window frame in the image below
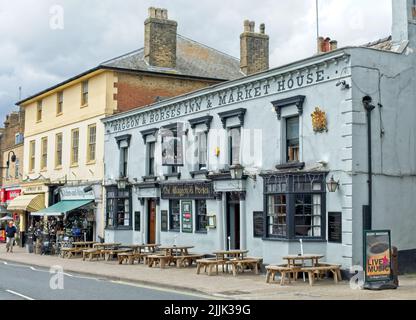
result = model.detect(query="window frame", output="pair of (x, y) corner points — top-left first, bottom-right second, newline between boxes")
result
(36, 100), (43, 122)
(71, 128), (79, 166)
(81, 80), (89, 106)
(263, 173), (327, 241)
(169, 199), (181, 232)
(228, 126), (241, 166)
(29, 140), (36, 172)
(87, 124), (97, 163)
(286, 116), (300, 163)
(147, 142), (156, 176)
(55, 133), (63, 168)
(105, 186), (132, 230)
(40, 137), (48, 170)
(197, 131), (208, 170)
(57, 91), (63, 115)
(195, 199), (208, 233)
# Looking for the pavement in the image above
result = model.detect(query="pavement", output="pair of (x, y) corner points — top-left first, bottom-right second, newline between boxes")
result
(1, 244), (415, 300)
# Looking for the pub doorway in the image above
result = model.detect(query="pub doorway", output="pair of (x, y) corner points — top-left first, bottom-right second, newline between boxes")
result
(147, 199), (156, 244)
(226, 192), (240, 250)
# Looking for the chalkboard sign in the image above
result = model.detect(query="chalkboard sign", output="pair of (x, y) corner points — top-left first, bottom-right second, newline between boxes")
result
(253, 212), (264, 238)
(161, 210), (168, 232)
(181, 201), (193, 233)
(134, 211), (141, 231)
(328, 212), (342, 243)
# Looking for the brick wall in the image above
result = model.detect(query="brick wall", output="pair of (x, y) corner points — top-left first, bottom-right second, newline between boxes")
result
(115, 72), (220, 113)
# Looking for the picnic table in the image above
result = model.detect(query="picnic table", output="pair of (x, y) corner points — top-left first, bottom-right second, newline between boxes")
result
(117, 244), (160, 265)
(148, 245), (202, 269)
(213, 250), (249, 261)
(158, 245), (194, 256)
(93, 243), (122, 249)
(283, 254), (324, 268)
(72, 241), (97, 249)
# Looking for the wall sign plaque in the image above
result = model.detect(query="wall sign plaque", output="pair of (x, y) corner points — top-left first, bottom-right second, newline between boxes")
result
(328, 212), (342, 243)
(253, 211), (264, 238)
(181, 201), (193, 233)
(161, 210), (168, 232)
(161, 182), (214, 200)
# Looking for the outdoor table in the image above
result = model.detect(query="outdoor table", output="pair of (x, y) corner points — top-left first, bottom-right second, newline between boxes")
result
(93, 243), (122, 250)
(72, 241), (97, 249)
(158, 245), (194, 257)
(283, 254), (324, 268)
(213, 250), (249, 261)
(136, 244), (160, 254)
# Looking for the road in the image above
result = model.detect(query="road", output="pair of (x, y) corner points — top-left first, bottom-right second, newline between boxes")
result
(0, 261), (208, 300)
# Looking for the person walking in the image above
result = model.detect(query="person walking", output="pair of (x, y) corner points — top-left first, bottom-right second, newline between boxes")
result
(6, 221), (17, 253)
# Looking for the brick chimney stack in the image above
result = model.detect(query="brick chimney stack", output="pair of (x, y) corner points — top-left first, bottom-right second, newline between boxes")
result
(144, 7), (178, 69)
(240, 20), (269, 76)
(317, 37), (338, 54)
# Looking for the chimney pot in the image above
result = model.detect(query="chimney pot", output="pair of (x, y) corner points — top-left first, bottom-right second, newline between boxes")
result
(148, 7), (156, 18)
(249, 21), (255, 32)
(330, 40), (338, 51)
(155, 8), (163, 19)
(260, 23), (265, 34)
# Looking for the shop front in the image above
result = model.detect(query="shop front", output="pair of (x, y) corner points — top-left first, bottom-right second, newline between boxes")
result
(7, 183), (46, 247)
(33, 186), (97, 244)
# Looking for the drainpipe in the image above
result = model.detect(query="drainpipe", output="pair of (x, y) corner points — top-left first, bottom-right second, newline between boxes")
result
(362, 96), (375, 230)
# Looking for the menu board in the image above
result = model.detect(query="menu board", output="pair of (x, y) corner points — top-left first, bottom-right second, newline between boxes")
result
(253, 212), (264, 238)
(364, 230), (392, 283)
(328, 212), (342, 243)
(161, 210), (168, 232)
(181, 201), (193, 233)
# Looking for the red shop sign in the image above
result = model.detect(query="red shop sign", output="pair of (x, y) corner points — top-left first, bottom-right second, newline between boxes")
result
(0, 188), (5, 204)
(5, 189), (21, 202)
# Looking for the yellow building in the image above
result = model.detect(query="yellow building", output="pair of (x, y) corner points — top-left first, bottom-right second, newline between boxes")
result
(14, 7), (242, 241)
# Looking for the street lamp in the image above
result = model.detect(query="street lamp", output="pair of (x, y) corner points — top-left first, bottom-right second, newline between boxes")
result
(230, 164), (244, 180)
(326, 176), (340, 193)
(0, 151), (17, 169)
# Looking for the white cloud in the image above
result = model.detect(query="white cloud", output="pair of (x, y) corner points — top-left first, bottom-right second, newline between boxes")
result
(0, 0), (391, 120)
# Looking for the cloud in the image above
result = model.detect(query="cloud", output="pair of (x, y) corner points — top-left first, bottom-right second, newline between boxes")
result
(0, 0), (391, 121)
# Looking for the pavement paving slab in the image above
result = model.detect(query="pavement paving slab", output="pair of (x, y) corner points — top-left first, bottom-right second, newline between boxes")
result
(1, 245), (415, 300)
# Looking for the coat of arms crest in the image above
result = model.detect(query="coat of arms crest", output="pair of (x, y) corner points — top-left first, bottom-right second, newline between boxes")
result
(311, 107), (328, 133)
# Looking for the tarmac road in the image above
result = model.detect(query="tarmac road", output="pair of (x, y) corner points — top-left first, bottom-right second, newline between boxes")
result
(0, 261), (207, 300)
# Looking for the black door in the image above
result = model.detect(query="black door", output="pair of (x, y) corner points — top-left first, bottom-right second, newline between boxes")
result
(226, 193), (240, 250)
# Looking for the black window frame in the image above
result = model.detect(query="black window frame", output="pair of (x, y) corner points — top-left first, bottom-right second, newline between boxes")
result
(197, 131), (208, 170)
(263, 173), (327, 241)
(148, 142), (156, 176)
(195, 199), (208, 233)
(286, 116), (300, 163)
(105, 186), (132, 230)
(169, 199), (180, 232)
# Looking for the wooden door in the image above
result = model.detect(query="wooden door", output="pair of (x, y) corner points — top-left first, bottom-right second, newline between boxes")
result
(148, 200), (156, 244)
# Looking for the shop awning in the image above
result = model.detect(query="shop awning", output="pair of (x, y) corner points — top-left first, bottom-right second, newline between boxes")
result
(31, 200), (93, 217)
(7, 194), (45, 212)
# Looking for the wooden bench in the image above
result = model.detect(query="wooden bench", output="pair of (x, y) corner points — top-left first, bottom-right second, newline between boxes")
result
(82, 249), (103, 261)
(299, 265), (342, 286)
(101, 249), (132, 261)
(226, 258), (262, 277)
(266, 265), (299, 285)
(117, 252), (150, 265)
(196, 259), (227, 276)
(60, 248), (83, 259)
(172, 255), (204, 268)
(147, 255), (172, 269)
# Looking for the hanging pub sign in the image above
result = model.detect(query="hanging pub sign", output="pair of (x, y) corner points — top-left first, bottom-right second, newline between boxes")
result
(161, 123), (184, 166)
(181, 201), (193, 233)
(364, 230), (393, 283)
(161, 182), (215, 200)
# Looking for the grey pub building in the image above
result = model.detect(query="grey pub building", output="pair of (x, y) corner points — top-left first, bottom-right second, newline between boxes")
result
(102, 0), (416, 273)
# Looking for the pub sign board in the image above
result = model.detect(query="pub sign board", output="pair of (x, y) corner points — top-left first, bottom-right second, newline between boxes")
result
(328, 212), (342, 243)
(161, 182), (214, 200)
(364, 230), (393, 283)
(181, 201), (193, 233)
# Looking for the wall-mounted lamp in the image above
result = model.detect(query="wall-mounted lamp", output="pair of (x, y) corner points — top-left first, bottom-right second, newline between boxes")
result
(326, 176), (340, 193)
(116, 177), (128, 190)
(336, 80), (350, 90)
(230, 164), (244, 180)
(0, 151), (17, 170)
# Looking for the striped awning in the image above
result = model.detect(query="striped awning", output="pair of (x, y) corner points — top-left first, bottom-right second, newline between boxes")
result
(7, 194), (45, 212)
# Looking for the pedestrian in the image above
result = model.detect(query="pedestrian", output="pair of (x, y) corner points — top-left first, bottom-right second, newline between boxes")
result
(6, 221), (17, 253)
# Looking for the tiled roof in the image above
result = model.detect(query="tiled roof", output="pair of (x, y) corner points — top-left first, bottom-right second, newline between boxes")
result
(364, 36), (393, 51)
(101, 34), (244, 80)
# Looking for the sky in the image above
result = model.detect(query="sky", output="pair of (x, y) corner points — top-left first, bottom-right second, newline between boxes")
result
(0, 0), (391, 122)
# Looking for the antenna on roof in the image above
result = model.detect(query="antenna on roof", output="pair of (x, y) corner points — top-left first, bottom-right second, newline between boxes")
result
(18, 86), (22, 100)
(316, 0), (320, 53)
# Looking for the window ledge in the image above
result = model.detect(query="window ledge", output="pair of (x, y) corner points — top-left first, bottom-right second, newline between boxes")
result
(275, 162), (305, 170)
(56, 113), (63, 117)
(70, 164), (79, 168)
(81, 104), (89, 108)
(190, 170), (209, 178)
(55, 166), (62, 170)
(169, 230), (180, 233)
(164, 173), (181, 180)
(142, 175), (158, 182)
(262, 237), (327, 243)
(86, 160), (96, 166)
(40, 169), (47, 173)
